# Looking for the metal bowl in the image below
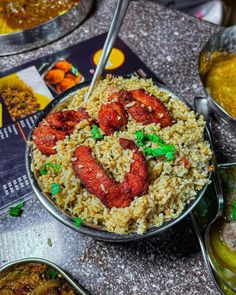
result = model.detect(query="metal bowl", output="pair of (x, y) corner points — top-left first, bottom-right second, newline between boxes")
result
(0, 0), (94, 56)
(0, 258), (88, 295)
(198, 26), (236, 126)
(26, 79), (212, 242)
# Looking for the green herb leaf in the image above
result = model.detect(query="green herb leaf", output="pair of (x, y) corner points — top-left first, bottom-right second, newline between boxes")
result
(233, 210), (236, 221)
(232, 202), (236, 221)
(9, 201), (25, 217)
(54, 163), (61, 173)
(48, 270), (58, 279)
(71, 65), (79, 77)
(145, 145), (176, 160)
(232, 202), (236, 209)
(74, 217), (86, 228)
(50, 183), (60, 195)
(47, 238), (52, 247)
(91, 124), (104, 139)
(40, 163), (61, 175)
(135, 130), (166, 147)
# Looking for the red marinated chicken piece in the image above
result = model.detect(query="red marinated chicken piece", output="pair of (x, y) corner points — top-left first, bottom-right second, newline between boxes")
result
(33, 108), (90, 156)
(129, 89), (173, 128)
(98, 102), (127, 135)
(73, 139), (149, 208)
(33, 125), (66, 156)
(46, 108), (90, 134)
(98, 89), (173, 135)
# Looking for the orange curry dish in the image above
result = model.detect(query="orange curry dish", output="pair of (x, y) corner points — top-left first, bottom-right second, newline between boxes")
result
(0, 0), (80, 31)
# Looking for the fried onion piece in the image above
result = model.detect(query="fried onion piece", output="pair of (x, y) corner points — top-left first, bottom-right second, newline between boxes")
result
(73, 139), (149, 208)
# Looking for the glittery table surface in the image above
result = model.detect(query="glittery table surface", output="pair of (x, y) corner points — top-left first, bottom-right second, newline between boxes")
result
(0, 1), (235, 294)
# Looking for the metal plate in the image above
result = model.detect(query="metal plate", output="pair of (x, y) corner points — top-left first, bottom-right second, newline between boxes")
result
(26, 79), (212, 242)
(0, 0), (94, 56)
(0, 257), (88, 295)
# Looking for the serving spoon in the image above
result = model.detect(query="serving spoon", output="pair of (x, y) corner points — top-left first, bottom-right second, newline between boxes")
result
(194, 97), (236, 293)
(84, 0), (130, 103)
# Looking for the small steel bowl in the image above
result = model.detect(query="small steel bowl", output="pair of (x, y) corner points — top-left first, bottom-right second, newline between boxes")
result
(0, 258), (88, 295)
(198, 26), (236, 126)
(0, 0), (94, 56)
(26, 79), (212, 242)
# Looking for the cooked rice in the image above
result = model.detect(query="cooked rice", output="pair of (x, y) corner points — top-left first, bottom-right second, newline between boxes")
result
(31, 76), (212, 234)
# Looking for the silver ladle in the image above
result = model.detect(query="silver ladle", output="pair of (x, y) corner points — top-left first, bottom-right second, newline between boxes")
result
(84, 0), (130, 102)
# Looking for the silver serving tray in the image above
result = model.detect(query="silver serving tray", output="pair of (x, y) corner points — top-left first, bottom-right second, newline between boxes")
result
(25, 79), (212, 242)
(198, 26), (236, 127)
(0, 0), (94, 56)
(0, 257), (88, 295)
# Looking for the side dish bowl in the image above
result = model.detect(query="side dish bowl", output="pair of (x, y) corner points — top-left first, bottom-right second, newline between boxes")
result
(198, 26), (236, 126)
(0, 258), (88, 295)
(0, 0), (94, 56)
(26, 78), (212, 242)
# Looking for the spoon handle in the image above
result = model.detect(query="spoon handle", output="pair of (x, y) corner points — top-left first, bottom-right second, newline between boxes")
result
(84, 0), (130, 102)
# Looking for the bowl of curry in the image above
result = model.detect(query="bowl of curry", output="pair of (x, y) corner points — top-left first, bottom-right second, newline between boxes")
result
(0, 0), (94, 55)
(199, 26), (236, 126)
(0, 258), (88, 294)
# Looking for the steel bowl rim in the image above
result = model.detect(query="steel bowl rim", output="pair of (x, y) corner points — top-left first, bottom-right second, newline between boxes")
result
(26, 78), (212, 242)
(0, 257), (87, 295)
(198, 26), (236, 126)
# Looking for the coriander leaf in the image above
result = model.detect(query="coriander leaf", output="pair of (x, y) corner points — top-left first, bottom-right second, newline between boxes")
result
(144, 147), (153, 156)
(54, 163), (61, 173)
(232, 202), (236, 209)
(9, 201), (25, 217)
(166, 152), (175, 161)
(144, 145), (176, 161)
(233, 210), (236, 221)
(74, 217), (86, 228)
(91, 124), (104, 139)
(40, 163), (54, 175)
(50, 183), (60, 195)
(49, 270), (58, 279)
(71, 65), (79, 77)
(40, 163), (60, 175)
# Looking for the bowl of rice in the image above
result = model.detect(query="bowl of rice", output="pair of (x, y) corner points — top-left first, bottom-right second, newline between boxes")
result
(26, 75), (212, 242)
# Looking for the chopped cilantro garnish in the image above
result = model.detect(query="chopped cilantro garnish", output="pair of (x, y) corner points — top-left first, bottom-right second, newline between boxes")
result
(9, 201), (25, 217)
(166, 152), (175, 161)
(47, 238), (52, 247)
(49, 270), (58, 279)
(135, 130), (166, 147)
(135, 130), (176, 161)
(40, 163), (61, 175)
(71, 65), (79, 77)
(233, 211), (236, 221)
(145, 144), (176, 160)
(74, 217), (86, 228)
(91, 124), (104, 139)
(232, 202), (236, 221)
(53, 163), (61, 173)
(50, 183), (60, 195)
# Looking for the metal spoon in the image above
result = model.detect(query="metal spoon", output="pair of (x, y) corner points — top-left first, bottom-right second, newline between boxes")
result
(194, 97), (236, 293)
(84, 0), (130, 103)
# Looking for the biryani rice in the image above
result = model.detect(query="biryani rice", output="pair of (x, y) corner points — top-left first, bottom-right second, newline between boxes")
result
(31, 76), (212, 234)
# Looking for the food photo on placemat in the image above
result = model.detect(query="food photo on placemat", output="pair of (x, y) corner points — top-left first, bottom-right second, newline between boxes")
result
(0, 0), (236, 295)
